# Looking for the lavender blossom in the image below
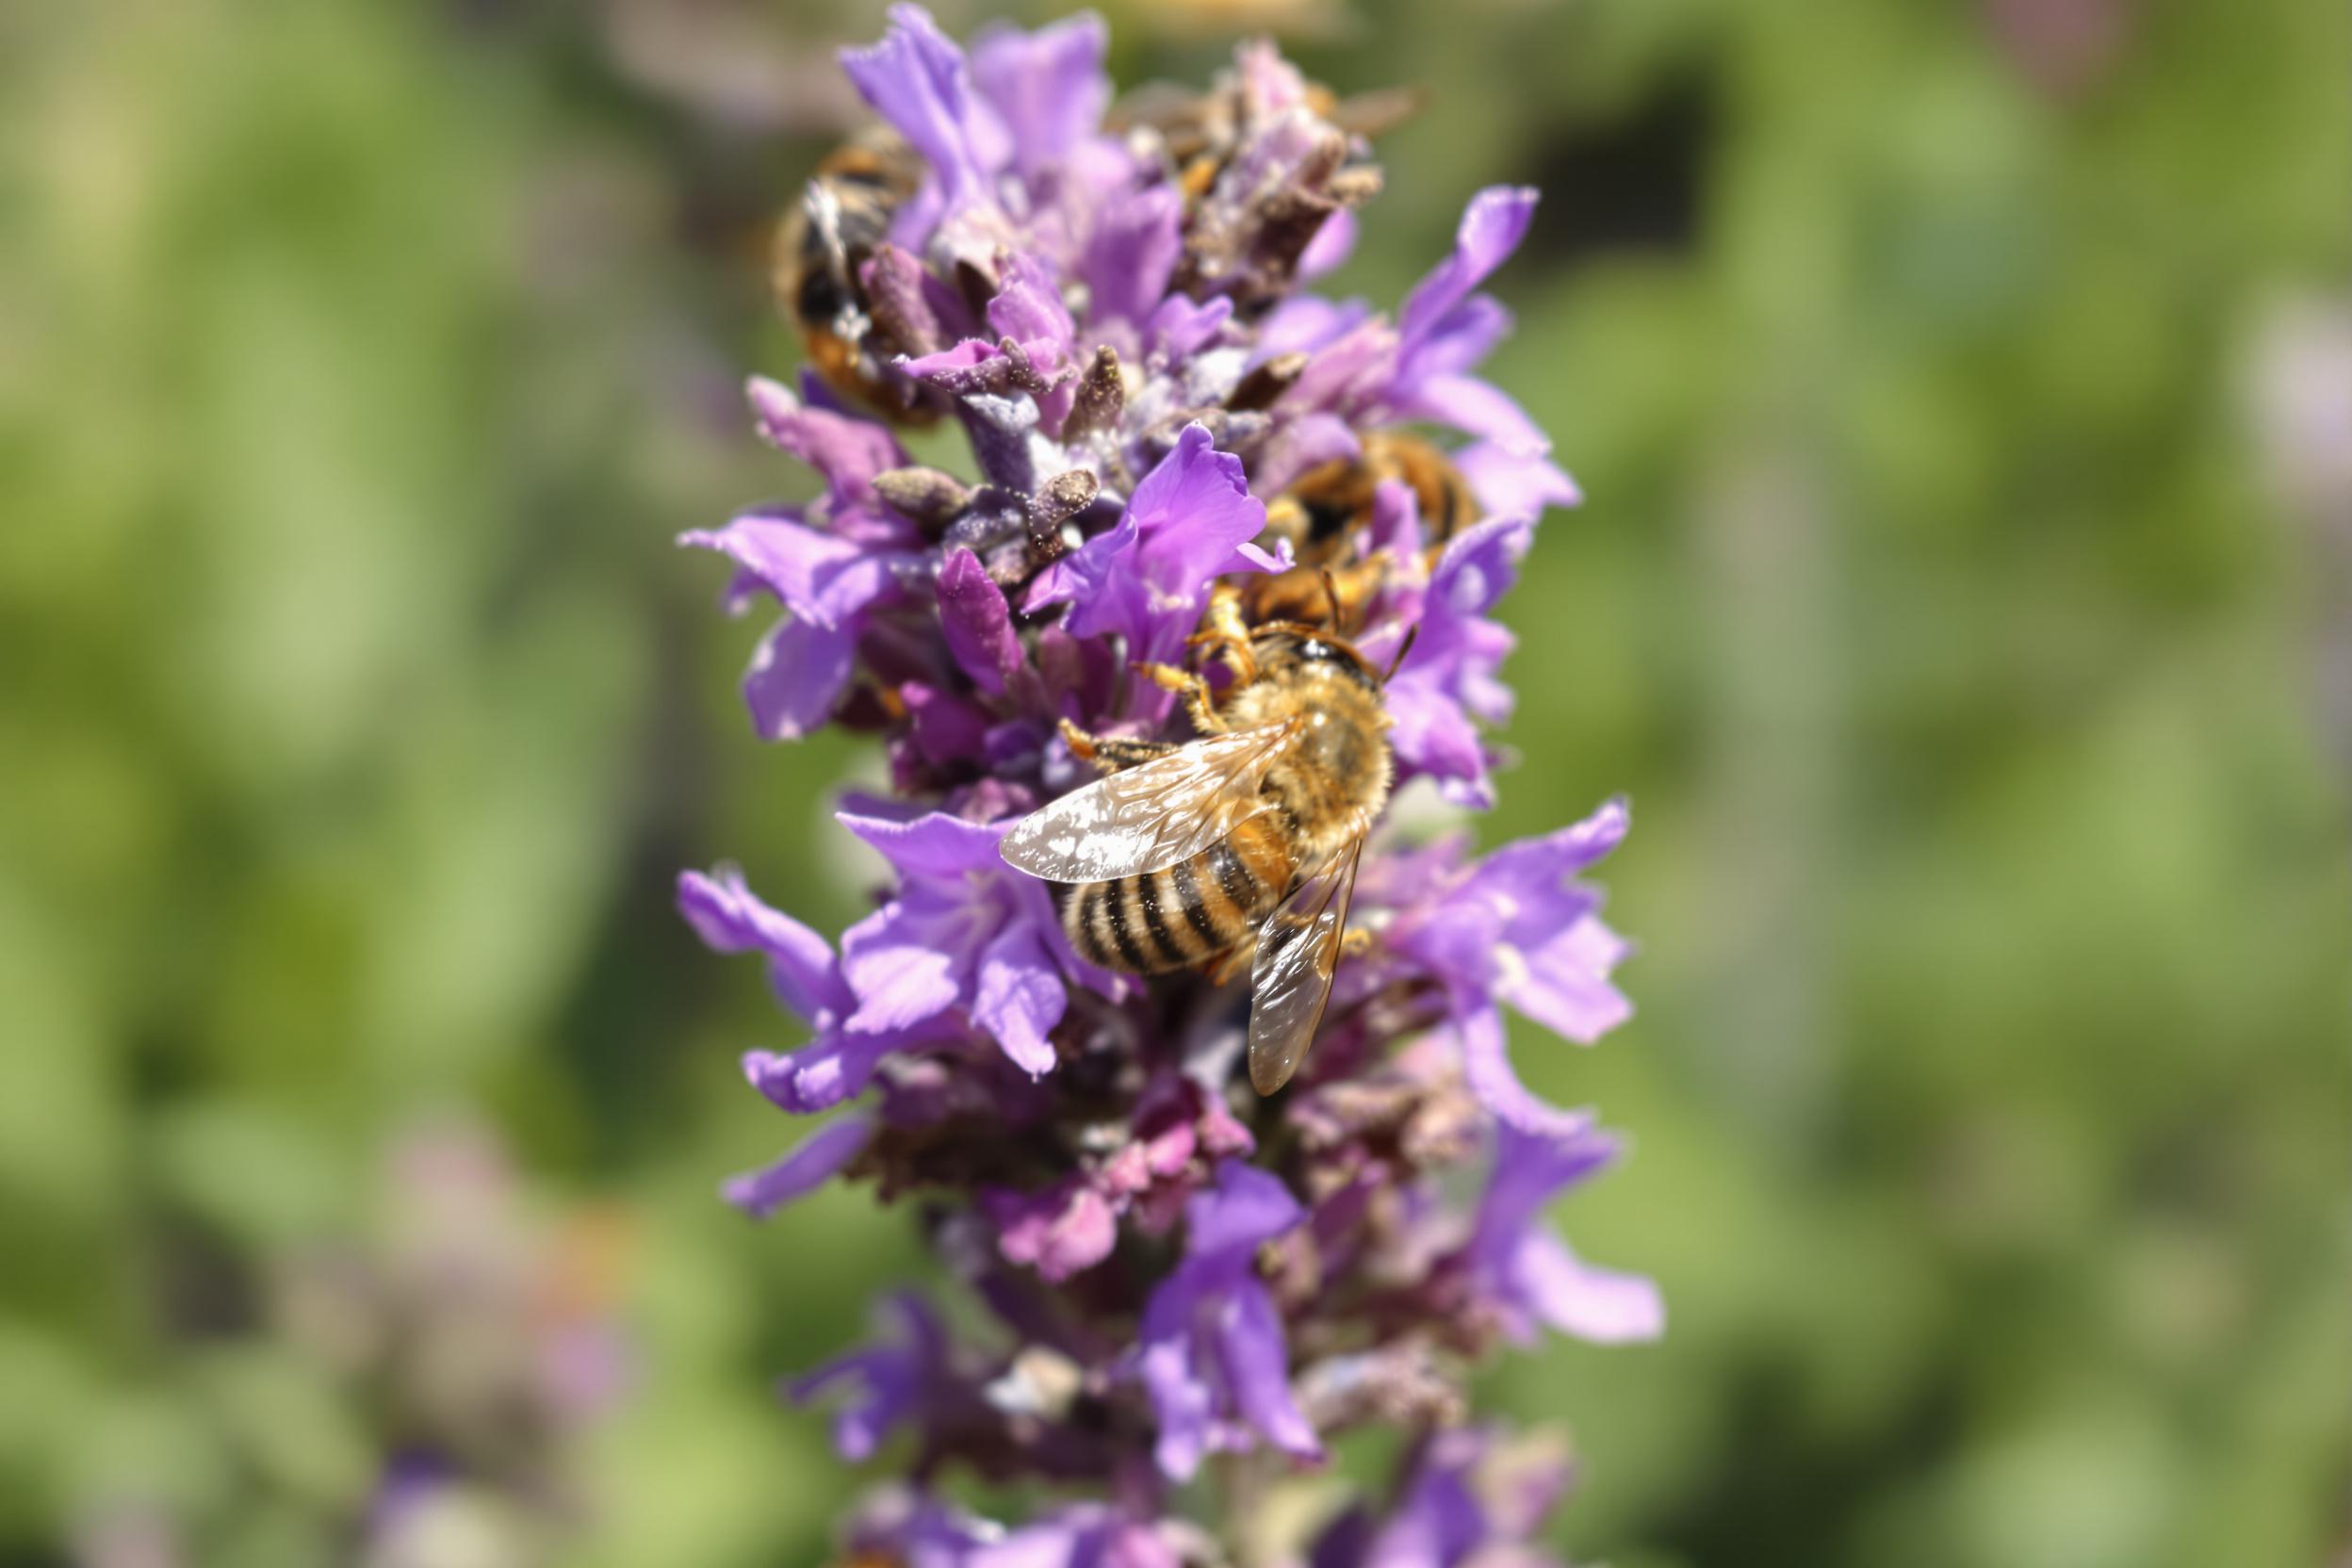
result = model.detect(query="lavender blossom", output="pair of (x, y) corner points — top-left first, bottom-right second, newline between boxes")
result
(678, 9), (1661, 1560)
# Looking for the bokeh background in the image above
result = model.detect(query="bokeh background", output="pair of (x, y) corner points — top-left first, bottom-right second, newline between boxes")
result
(5, 0), (2347, 1563)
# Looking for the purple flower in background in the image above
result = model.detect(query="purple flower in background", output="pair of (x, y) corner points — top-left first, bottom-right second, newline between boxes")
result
(1462, 1125), (1664, 1347)
(1315, 1426), (1579, 1568)
(677, 8), (1660, 1559)
(792, 1291), (953, 1462)
(1138, 1161), (1323, 1480)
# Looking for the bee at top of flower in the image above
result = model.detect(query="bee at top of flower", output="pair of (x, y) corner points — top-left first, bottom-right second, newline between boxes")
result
(676, 8), (1659, 1563)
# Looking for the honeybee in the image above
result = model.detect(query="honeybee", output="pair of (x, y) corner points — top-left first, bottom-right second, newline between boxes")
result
(1247, 431), (1478, 625)
(774, 128), (925, 417)
(1001, 593), (1404, 1095)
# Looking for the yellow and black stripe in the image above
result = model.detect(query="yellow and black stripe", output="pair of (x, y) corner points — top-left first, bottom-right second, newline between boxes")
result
(1066, 819), (1298, 974)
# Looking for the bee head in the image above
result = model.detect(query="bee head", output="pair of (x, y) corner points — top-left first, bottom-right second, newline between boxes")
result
(1250, 626), (1383, 693)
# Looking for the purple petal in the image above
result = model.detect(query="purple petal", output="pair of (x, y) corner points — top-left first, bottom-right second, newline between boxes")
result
(680, 511), (892, 627)
(986, 252), (1078, 371)
(1453, 440), (1581, 518)
(1147, 293), (1234, 361)
(1125, 423), (1271, 592)
(1083, 185), (1184, 332)
(1470, 1123), (1621, 1277)
(1296, 208), (1358, 282)
(1504, 917), (1633, 1044)
(839, 897), (968, 1033)
(1366, 1433), (1486, 1568)
(840, 808), (1009, 878)
(969, 13), (1110, 179)
(1031, 513), (1148, 650)
(1384, 676), (1493, 800)
(841, 6), (990, 206)
(938, 547), (1026, 696)
(903, 680), (992, 766)
(1451, 1006), (1594, 1142)
(971, 920), (1066, 1075)
(721, 1113), (874, 1218)
(1396, 373), (1551, 456)
(1398, 187), (1539, 351)
(677, 868), (845, 1022)
(1217, 1280), (1323, 1462)
(1468, 800), (1629, 918)
(1186, 1160), (1305, 1261)
(990, 1178), (1118, 1281)
(1139, 1309), (1214, 1482)
(742, 1032), (891, 1114)
(1257, 295), (1373, 362)
(746, 376), (907, 498)
(900, 336), (1007, 388)
(1401, 294), (1514, 381)
(1515, 1233), (1664, 1344)
(789, 1292), (942, 1461)
(744, 615), (857, 741)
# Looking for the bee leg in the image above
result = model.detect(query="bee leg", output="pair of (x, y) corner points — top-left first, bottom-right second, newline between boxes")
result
(1202, 941), (1255, 987)
(1185, 584), (1260, 686)
(1135, 662), (1227, 735)
(1057, 717), (1175, 776)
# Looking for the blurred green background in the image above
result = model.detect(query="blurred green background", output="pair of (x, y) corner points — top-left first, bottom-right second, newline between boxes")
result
(4, 0), (2346, 1563)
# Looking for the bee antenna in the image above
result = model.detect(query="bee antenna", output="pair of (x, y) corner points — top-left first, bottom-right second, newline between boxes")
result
(1381, 624), (1419, 684)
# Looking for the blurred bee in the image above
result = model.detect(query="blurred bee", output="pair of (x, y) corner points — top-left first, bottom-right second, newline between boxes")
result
(773, 128), (925, 417)
(1001, 589), (1407, 1095)
(1111, 79), (1422, 206)
(1246, 431), (1478, 625)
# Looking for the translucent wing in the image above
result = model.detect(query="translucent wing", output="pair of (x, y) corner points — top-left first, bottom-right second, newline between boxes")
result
(1000, 717), (1304, 883)
(1246, 836), (1365, 1096)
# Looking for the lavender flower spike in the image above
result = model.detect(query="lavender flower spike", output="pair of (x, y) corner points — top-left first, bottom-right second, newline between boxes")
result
(679, 9), (1662, 1560)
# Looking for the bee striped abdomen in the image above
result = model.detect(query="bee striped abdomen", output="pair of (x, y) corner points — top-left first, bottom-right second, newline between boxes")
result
(1065, 818), (1297, 975)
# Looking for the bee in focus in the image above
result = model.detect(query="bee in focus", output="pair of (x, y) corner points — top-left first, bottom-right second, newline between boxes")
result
(1001, 586), (1408, 1095)
(1246, 430), (1478, 626)
(773, 128), (926, 419)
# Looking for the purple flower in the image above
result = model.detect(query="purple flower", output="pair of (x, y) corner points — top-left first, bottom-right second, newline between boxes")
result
(844, 1493), (1207, 1568)
(678, 866), (917, 1112)
(1316, 1426), (1576, 1568)
(1278, 188), (1563, 465)
(837, 810), (1119, 1076)
(1137, 1161), (1323, 1481)
(723, 1111), (875, 1221)
(1386, 515), (1533, 806)
(1025, 423), (1282, 679)
(681, 379), (920, 740)
(981, 1073), (1256, 1282)
(678, 8), (1663, 1557)
(1380, 802), (1634, 1136)
(1464, 1125), (1663, 1347)
(792, 1291), (951, 1462)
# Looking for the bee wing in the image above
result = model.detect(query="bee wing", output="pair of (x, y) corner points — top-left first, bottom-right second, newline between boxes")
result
(1246, 835), (1365, 1096)
(1000, 717), (1305, 883)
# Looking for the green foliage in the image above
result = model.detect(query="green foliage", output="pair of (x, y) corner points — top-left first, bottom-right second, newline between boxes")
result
(3, 0), (2344, 1562)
